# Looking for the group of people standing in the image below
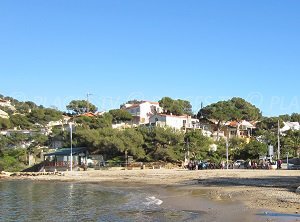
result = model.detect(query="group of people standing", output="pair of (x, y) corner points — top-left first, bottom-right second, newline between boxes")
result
(246, 159), (283, 170)
(186, 159), (284, 170)
(186, 161), (226, 170)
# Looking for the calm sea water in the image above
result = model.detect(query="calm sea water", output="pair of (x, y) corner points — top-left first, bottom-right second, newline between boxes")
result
(0, 180), (201, 222)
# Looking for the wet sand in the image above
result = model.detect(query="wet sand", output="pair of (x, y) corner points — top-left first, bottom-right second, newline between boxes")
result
(3, 169), (300, 220)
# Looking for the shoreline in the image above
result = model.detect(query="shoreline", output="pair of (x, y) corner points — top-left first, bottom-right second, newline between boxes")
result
(2, 169), (300, 215)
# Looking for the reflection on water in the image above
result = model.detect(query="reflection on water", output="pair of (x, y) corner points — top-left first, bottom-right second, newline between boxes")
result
(258, 212), (300, 219)
(0, 180), (201, 222)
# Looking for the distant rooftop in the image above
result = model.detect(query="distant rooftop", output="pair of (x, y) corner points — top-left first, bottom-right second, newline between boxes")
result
(44, 147), (87, 156)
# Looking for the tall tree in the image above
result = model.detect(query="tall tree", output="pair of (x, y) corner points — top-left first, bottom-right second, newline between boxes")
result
(199, 98), (261, 139)
(230, 97), (262, 121)
(67, 100), (97, 115)
(255, 117), (283, 134)
(279, 114), (291, 122)
(285, 130), (300, 156)
(138, 126), (184, 162)
(184, 130), (213, 160)
(241, 140), (267, 159)
(291, 113), (300, 122)
(229, 137), (247, 160)
(229, 97), (262, 136)
(109, 109), (133, 123)
(75, 128), (145, 160)
(159, 97), (193, 116)
(198, 100), (235, 140)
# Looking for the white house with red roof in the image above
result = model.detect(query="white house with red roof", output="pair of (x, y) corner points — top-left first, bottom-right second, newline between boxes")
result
(224, 120), (256, 139)
(149, 114), (200, 130)
(123, 101), (163, 125)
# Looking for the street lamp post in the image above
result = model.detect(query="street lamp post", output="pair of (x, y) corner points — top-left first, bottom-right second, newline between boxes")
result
(187, 138), (190, 161)
(226, 140), (229, 170)
(125, 150), (128, 169)
(69, 122), (73, 172)
(226, 126), (229, 170)
(287, 152), (289, 170)
(277, 120), (281, 160)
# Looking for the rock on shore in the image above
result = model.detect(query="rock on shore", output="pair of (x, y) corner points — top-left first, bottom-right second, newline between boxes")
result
(0, 171), (12, 177)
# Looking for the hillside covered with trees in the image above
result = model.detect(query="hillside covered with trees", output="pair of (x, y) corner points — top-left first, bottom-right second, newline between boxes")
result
(0, 94), (299, 171)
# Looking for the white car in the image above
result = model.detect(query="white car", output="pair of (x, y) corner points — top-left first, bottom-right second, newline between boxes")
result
(234, 160), (245, 169)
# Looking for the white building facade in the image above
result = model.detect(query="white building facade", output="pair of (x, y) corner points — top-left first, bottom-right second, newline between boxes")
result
(124, 101), (163, 125)
(149, 114), (200, 130)
(280, 122), (300, 134)
(0, 109), (9, 119)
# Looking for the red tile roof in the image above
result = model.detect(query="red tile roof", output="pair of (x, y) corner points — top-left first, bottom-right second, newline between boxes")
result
(125, 101), (160, 109)
(78, 112), (96, 117)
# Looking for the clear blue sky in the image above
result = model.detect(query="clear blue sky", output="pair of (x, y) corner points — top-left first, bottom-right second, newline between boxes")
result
(1, 0), (300, 116)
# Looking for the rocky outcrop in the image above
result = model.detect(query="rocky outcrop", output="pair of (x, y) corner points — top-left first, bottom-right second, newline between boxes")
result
(9, 171), (65, 177)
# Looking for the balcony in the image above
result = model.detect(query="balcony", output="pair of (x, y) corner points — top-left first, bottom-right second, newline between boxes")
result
(183, 123), (201, 129)
(130, 112), (140, 116)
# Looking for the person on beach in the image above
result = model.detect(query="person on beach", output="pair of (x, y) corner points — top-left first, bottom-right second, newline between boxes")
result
(277, 159), (282, 169)
(81, 161), (87, 171)
(221, 161), (225, 170)
(248, 160), (252, 169)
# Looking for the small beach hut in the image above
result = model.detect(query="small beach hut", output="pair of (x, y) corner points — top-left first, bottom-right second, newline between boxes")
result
(43, 147), (88, 171)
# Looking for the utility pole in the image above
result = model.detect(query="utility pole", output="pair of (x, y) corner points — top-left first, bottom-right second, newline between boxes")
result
(226, 139), (229, 170)
(287, 152), (289, 170)
(187, 138), (190, 161)
(125, 150), (128, 170)
(277, 119), (281, 160)
(86, 93), (92, 113)
(69, 122), (73, 172)
(226, 125), (229, 170)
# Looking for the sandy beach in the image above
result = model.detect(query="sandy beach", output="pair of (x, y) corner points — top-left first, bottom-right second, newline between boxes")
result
(4, 168), (299, 216)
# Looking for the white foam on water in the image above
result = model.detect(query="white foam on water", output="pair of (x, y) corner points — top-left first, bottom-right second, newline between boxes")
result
(145, 196), (163, 206)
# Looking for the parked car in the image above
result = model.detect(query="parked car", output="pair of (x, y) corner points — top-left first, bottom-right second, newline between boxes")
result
(234, 160), (245, 169)
(198, 161), (209, 170)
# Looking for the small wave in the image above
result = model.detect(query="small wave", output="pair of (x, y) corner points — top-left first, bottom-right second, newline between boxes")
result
(145, 196), (163, 206)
